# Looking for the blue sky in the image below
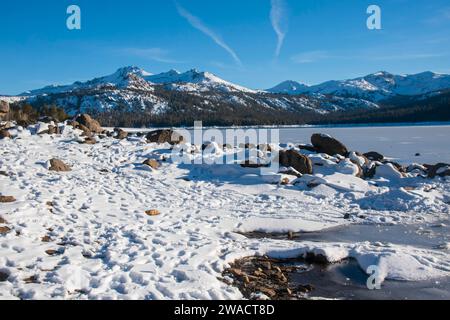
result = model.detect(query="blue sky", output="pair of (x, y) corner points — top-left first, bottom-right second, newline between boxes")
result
(0, 0), (449, 94)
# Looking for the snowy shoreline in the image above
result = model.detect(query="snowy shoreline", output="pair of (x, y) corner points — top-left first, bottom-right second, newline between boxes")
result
(1, 120), (450, 300)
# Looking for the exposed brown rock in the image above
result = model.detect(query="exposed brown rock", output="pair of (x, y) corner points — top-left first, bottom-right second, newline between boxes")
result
(0, 196), (16, 203)
(145, 209), (161, 216)
(0, 101), (10, 115)
(75, 114), (103, 134)
(45, 249), (59, 256)
(0, 226), (11, 235)
(0, 129), (11, 139)
(311, 133), (348, 156)
(143, 159), (160, 170)
(49, 159), (72, 172)
(146, 129), (184, 145)
(82, 137), (97, 145)
(41, 235), (52, 243)
(114, 128), (128, 140)
(278, 150), (313, 174)
(0, 216), (7, 224)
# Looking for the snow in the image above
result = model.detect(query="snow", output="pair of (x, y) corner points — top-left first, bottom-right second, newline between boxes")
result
(269, 71), (450, 101)
(0, 123), (449, 299)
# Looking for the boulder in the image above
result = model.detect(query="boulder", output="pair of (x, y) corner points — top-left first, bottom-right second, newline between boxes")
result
(0, 129), (11, 139)
(278, 150), (313, 174)
(364, 151), (384, 162)
(75, 114), (103, 134)
(0, 226), (11, 236)
(426, 163), (450, 178)
(0, 195), (16, 203)
(145, 209), (161, 216)
(49, 159), (71, 172)
(311, 134), (348, 156)
(114, 128), (128, 140)
(82, 137), (97, 145)
(146, 129), (184, 145)
(142, 159), (160, 170)
(0, 101), (9, 115)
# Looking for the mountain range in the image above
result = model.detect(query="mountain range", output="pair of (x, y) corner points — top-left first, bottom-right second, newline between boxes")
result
(2, 66), (450, 126)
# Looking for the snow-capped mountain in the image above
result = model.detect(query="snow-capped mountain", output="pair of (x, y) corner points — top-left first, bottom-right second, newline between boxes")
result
(145, 68), (257, 93)
(266, 80), (310, 95)
(268, 71), (450, 101)
(6, 67), (450, 125)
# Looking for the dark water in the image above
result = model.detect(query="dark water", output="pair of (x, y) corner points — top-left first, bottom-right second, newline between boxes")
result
(288, 259), (450, 300)
(243, 221), (450, 300)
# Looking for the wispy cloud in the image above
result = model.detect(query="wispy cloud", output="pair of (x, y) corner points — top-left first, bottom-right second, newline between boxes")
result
(119, 47), (182, 63)
(270, 0), (288, 57)
(175, 3), (242, 65)
(291, 51), (330, 64)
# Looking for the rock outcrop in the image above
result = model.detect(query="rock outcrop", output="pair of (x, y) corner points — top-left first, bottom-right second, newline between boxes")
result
(311, 134), (348, 156)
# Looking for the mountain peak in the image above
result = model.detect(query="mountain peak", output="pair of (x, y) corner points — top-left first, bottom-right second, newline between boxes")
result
(267, 80), (309, 94)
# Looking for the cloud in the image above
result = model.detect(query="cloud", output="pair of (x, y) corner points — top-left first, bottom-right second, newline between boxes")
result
(291, 51), (330, 64)
(175, 3), (242, 65)
(270, 0), (288, 57)
(119, 47), (182, 63)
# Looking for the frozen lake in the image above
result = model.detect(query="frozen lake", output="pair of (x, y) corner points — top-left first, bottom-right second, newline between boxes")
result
(121, 123), (450, 164)
(276, 125), (450, 165)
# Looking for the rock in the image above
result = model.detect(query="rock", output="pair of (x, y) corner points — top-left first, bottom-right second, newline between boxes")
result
(114, 128), (128, 140)
(257, 287), (277, 298)
(298, 144), (317, 153)
(143, 159), (160, 169)
(0, 226), (11, 235)
(47, 125), (60, 135)
(278, 150), (313, 174)
(75, 114), (103, 134)
(0, 129), (11, 139)
(146, 129), (184, 145)
(0, 196), (16, 203)
(0, 101), (10, 115)
(49, 159), (71, 172)
(311, 133), (348, 156)
(0, 216), (7, 224)
(145, 209), (161, 216)
(41, 235), (52, 242)
(45, 249), (59, 256)
(427, 163), (450, 178)
(82, 137), (97, 145)
(364, 151), (384, 162)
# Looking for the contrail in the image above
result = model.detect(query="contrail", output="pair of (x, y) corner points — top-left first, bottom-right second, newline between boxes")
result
(176, 3), (242, 65)
(271, 0), (288, 57)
